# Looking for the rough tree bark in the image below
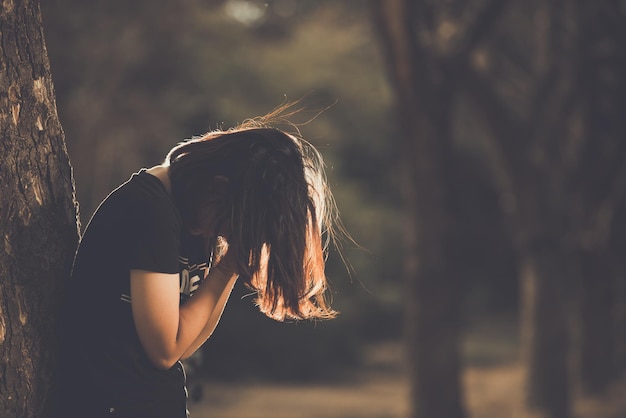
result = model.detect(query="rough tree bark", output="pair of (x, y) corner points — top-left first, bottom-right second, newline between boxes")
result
(0, 0), (79, 416)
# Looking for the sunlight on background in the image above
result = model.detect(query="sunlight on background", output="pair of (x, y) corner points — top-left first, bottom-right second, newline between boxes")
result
(224, 0), (267, 26)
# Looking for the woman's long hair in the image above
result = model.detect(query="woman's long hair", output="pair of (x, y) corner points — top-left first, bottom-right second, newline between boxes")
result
(165, 106), (339, 320)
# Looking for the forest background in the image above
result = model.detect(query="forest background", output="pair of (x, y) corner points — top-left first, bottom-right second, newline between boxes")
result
(28, 0), (626, 417)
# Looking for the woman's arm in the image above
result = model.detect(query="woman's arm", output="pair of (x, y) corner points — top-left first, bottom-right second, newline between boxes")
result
(130, 264), (238, 370)
(179, 265), (237, 360)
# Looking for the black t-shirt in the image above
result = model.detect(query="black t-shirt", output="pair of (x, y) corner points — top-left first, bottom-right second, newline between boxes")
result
(55, 170), (208, 417)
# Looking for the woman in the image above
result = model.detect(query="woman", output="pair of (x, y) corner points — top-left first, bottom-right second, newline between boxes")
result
(54, 109), (339, 417)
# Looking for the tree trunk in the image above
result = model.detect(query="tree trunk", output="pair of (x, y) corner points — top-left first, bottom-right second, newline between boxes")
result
(574, 0), (626, 394)
(613, 251), (626, 376)
(403, 115), (465, 418)
(519, 246), (571, 418)
(373, 1), (466, 416)
(0, 1), (80, 417)
(577, 251), (615, 395)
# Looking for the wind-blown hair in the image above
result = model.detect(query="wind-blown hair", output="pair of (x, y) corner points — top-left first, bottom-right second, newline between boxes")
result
(165, 110), (338, 320)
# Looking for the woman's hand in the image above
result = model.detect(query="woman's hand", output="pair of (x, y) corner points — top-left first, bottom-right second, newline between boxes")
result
(212, 243), (238, 276)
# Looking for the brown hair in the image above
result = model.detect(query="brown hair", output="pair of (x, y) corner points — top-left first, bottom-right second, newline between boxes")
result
(165, 107), (339, 320)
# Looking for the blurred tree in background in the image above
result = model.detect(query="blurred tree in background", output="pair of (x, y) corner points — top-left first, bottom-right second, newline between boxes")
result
(375, 0), (626, 417)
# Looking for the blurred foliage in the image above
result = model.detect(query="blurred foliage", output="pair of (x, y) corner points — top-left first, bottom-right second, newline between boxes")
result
(41, 0), (517, 380)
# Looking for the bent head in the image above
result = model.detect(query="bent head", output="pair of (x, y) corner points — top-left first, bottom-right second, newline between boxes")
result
(166, 123), (337, 320)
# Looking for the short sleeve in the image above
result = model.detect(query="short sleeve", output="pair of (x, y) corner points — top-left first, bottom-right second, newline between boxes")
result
(127, 194), (181, 274)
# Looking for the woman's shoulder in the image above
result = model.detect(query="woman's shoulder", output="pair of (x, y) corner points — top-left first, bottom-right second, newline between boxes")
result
(109, 168), (166, 202)
(124, 169), (179, 220)
(90, 169), (180, 230)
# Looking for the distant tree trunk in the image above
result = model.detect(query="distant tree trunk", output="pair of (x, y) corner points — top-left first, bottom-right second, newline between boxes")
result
(373, 2), (465, 417)
(0, 1), (79, 417)
(574, 0), (626, 395)
(375, 0), (626, 416)
(612, 237), (626, 376)
(373, 0), (511, 416)
(464, 0), (626, 414)
(461, 1), (579, 415)
(611, 203), (626, 376)
(578, 251), (615, 394)
(467, 56), (575, 418)
(519, 245), (571, 418)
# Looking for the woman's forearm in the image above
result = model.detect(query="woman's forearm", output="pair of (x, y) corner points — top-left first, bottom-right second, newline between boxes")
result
(180, 267), (238, 359)
(131, 267), (238, 370)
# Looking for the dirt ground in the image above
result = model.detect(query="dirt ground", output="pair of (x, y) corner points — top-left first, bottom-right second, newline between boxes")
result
(187, 342), (626, 418)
